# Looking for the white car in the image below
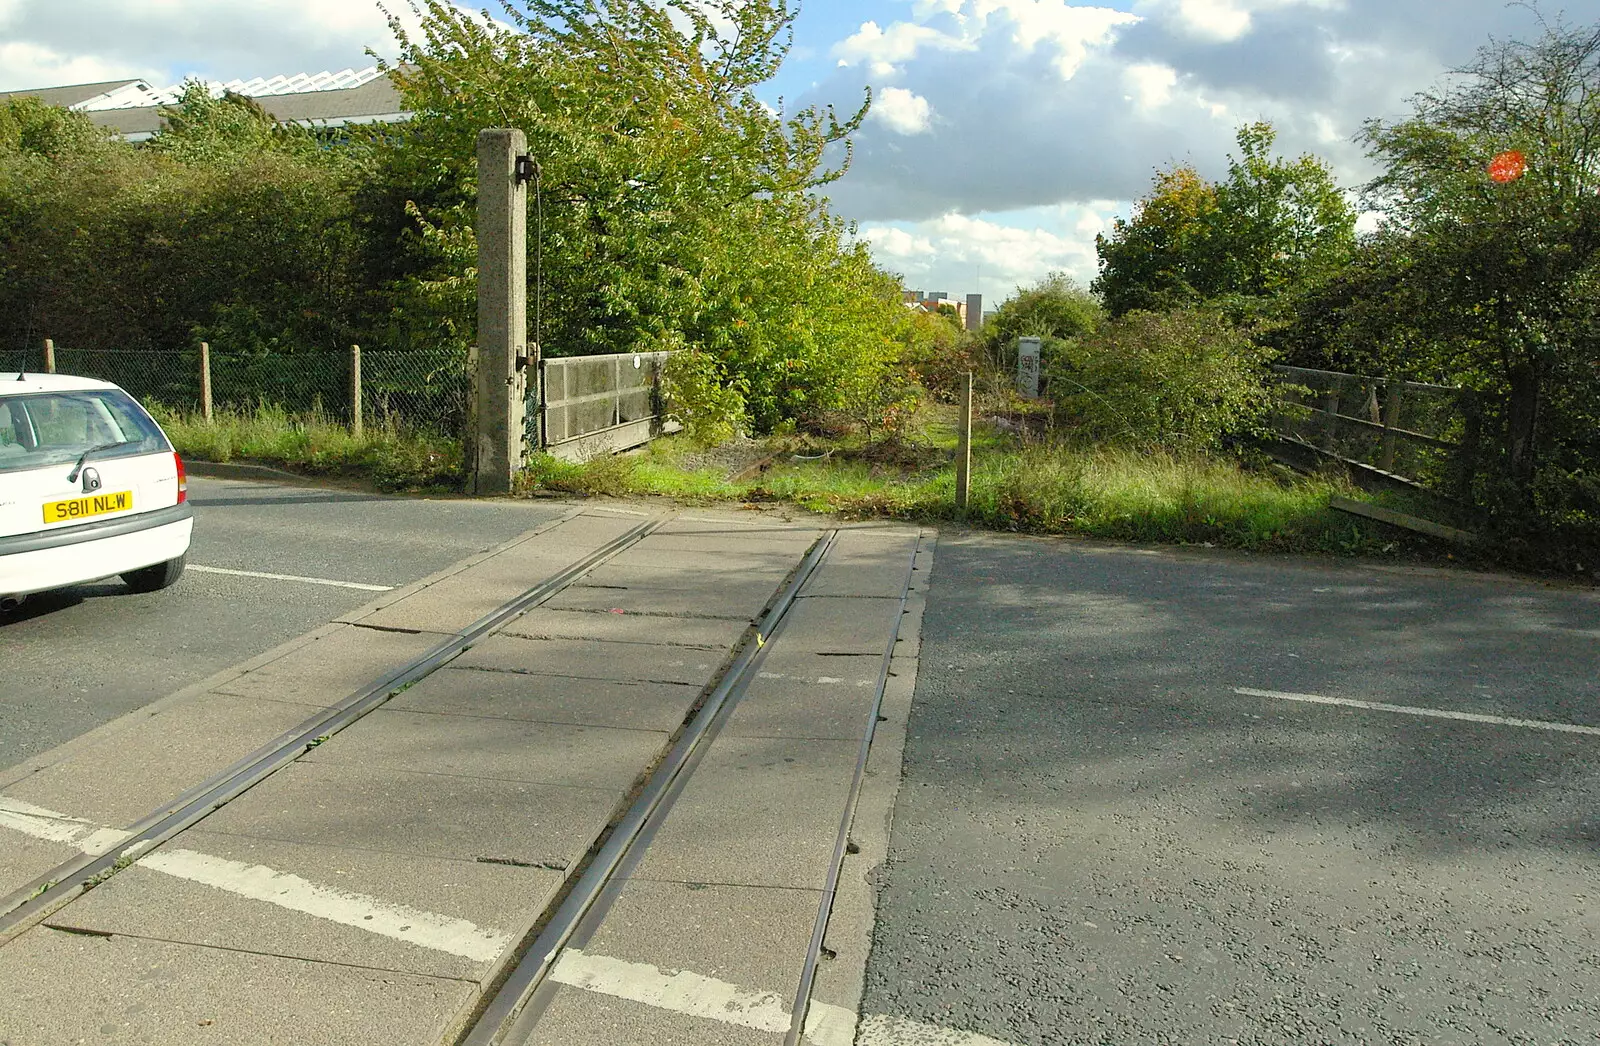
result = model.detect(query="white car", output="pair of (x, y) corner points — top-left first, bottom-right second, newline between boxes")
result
(0, 372), (193, 611)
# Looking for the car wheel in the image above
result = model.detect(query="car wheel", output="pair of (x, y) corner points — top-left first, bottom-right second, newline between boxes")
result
(122, 554), (186, 593)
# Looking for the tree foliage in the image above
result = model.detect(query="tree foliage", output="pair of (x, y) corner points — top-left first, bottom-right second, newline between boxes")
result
(1054, 309), (1276, 449)
(1286, 12), (1600, 546)
(1093, 122), (1355, 318)
(373, 0), (902, 432)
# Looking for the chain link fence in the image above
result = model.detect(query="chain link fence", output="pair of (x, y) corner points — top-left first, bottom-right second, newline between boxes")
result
(0, 343), (469, 439)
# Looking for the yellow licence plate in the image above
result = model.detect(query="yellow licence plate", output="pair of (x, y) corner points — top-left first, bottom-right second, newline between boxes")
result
(43, 491), (134, 524)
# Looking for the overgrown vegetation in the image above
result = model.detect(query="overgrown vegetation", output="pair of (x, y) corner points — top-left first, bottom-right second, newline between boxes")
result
(153, 405), (461, 491)
(1, 3), (1593, 570)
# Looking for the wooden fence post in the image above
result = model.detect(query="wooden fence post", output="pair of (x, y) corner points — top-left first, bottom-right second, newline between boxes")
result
(350, 344), (363, 437)
(1320, 389), (1340, 453)
(1378, 381), (1403, 473)
(43, 338), (55, 374)
(955, 370), (973, 512)
(200, 342), (214, 423)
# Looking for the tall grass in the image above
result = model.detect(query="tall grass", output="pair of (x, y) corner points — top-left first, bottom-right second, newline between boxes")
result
(520, 437), (1402, 557)
(151, 404), (462, 491)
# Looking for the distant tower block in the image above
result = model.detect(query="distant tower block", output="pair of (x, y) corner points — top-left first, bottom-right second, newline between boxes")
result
(965, 293), (982, 331)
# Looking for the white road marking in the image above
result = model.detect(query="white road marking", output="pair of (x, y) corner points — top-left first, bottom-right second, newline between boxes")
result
(1236, 688), (1600, 737)
(187, 564), (393, 592)
(551, 948), (797, 1034)
(549, 948), (1015, 1046)
(137, 849), (512, 961)
(0, 799), (509, 961)
(0, 797), (131, 855)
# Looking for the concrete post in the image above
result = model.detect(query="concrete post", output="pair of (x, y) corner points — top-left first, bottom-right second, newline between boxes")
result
(1016, 337), (1041, 398)
(955, 370), (973, 511)
(200, 342), (213, 422)
(43, 338), (55, 374)
(473, 128), (529, 495)
(350, 344), (363, 437)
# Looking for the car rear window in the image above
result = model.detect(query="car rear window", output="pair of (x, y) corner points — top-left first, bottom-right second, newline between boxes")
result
(0, 388), (170, 475)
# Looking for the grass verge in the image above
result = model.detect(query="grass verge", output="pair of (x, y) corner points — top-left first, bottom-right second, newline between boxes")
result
(151, 405), (462, 492)
(521, 431), (1436, 561)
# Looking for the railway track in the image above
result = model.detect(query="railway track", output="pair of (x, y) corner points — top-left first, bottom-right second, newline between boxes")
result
(0, 509), (926, 1046)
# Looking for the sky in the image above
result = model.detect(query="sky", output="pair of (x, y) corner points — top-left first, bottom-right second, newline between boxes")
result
(0, 0), (1578, 303)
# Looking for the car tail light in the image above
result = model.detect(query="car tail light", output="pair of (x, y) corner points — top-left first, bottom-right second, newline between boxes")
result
(175, 452), (188, 504)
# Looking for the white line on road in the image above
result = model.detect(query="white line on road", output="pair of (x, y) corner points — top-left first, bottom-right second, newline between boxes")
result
(138, 848), (512, 961)
(0, 799), (509, 961)
(0, 797), (131, 855)
(549, 948), (1018, 1046)
(187, 564), (393, 592)
(1235, 688), (1600, 737)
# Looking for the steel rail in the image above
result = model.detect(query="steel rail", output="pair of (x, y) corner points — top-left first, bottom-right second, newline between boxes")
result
(459, 529), (840, 1046)
(783, 533), (924, 1046)
(0, 515), (667, 940)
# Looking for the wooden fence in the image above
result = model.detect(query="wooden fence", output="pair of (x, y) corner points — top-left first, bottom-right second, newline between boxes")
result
(1269, 365), (1476, 497)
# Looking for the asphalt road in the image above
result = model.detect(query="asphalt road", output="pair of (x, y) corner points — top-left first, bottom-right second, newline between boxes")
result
(0, 476), (569, 771)
(863, 533), (1600, 1046)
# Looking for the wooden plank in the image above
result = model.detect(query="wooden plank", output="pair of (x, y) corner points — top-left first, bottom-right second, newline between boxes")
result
(1330, 495), (1479, 545)
(1320, 411), (1456, 450)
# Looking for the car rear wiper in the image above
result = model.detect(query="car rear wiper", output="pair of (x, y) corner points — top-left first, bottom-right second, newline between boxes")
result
(66, 440), (139, 483)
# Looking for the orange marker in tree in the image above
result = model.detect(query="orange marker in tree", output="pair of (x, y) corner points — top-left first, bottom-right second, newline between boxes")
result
(1489, 150), (1527, 183)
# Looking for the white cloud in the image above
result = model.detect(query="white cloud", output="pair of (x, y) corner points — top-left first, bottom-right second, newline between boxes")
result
(970, 1), (1142, 78)
(833, 20), (972, 78)
(0, 41), (161, 90)
(1144, 0), (1343, 44)
(860, 209), (1112, 294)
(873, 87), (934, 134)
(847, 3), (1140, 82)
(1123, 62), (1178, 108)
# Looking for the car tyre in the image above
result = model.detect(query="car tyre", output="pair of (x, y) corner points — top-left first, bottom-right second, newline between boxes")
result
(122, 554), (186, 593)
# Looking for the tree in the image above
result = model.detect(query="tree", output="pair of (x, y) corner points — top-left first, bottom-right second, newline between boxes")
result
(1357, 12), (1600, 528)
(982, 271), (1104, 385)
(1093, 123), (1355, 318)
(1092, 165), (1218, 316)
(372, 0), (892, 431)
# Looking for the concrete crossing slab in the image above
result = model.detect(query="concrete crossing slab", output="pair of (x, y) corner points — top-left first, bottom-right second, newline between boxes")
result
(301, 708), (667, 794)
(625, 735), (859, 890)
(453, 634), (725, 686)
(518, 982), (786, 1046)
(579, 878), (818, 1001)
(208, 625), (441, 704)
(351, 560), (575, 634)
(44, 826), (551, 981)
(386, 668), (704, 734)
(196, 761), (617, 872)
(547, 578), (781, 620)
(798, 531), (918, 598)
(1, 694), (320, 830)
(501, 607), (749, 650)
(722, 667), (878, 741)
(775, 596), (907, 654)
(0, 926), (473, 1046)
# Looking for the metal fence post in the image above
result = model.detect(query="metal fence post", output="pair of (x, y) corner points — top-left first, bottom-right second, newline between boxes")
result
(43, 338), (55, 374)
(350, 344), (363, 437)
(200, 342), (214, 422)
(956, 370), (973, 511)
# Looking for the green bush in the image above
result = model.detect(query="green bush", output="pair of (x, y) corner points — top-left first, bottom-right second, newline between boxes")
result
(1055, 308), (1276, 449)
(661, 345), (748, 446)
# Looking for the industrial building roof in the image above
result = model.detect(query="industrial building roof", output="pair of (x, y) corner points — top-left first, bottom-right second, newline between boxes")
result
(0, 67), (409, 142)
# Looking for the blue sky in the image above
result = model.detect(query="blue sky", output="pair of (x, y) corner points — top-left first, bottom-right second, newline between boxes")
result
(0, 0), (1572, 303)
